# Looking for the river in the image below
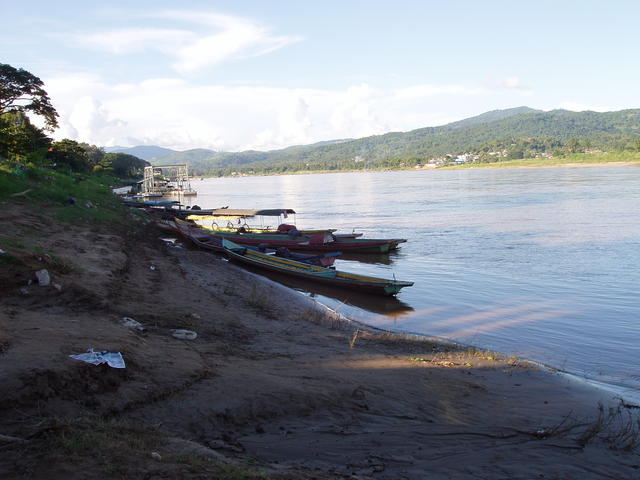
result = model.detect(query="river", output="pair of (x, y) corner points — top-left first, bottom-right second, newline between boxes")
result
(181, 166), (640, 401)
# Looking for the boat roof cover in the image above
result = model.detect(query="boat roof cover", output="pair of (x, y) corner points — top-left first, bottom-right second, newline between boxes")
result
(207, 208), (296, 218)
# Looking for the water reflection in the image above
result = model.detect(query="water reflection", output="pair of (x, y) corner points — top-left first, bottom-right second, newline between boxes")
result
(232, 262), (414, 316)
(338, 252), (397, 265)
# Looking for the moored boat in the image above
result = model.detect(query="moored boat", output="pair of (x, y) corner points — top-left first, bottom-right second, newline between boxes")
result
(158, 219), (340, 267)
(188, 208), (363, 238)
(202, 229), (405, 254)
(222, 239), (413, 296)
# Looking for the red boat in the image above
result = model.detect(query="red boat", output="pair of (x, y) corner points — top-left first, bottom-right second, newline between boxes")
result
(157, 220), (340, 266)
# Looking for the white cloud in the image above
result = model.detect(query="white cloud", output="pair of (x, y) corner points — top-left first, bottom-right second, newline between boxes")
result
(329, 84), (389, 139)
(45, 73), (535, 151)
(74, 11), (303, 72)
(496, 77), (533, 95)
(393, 84), (488, 100)
(557, 101), (611, 112)
(79, 28), (194, 55)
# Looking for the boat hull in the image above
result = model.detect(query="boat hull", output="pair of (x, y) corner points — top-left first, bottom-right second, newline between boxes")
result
(159, 220), (339, 266)
(223, 239), (413, 296)
(200, 230), (405, 254)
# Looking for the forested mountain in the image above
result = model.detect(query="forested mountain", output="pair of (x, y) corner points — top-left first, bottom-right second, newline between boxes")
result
(146, 107), (640, 175)
(105, 145), (176, 160)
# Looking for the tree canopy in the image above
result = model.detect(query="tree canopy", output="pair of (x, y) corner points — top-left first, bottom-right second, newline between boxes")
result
(0, 63), (59, 131)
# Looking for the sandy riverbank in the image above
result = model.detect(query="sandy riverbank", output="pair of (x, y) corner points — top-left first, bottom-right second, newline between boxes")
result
(1, 202), (639, 479)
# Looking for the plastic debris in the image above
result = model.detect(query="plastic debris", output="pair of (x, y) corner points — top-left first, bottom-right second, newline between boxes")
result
(149, 265), (156, 270)
(120, 316), (146, 332)
(150, 452), (162, 461)
(69, 348), (126, 368)
(0, 249), (5, 254)
(171, 329), (198, 340)
(35, 269), (51, 286)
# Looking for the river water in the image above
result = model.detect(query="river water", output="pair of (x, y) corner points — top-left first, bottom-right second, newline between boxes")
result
(183, 167), (640, 400)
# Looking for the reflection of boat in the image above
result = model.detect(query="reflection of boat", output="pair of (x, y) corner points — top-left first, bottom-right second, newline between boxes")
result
(229, 262), (414, 315)
(223, 239), (413, 296)
(339, 252), (399, 266)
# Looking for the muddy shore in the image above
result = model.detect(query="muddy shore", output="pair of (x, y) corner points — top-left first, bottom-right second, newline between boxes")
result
(1, 202), (639, 479)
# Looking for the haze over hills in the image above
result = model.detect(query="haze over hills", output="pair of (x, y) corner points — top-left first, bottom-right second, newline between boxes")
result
(113, 107), (640, 175)
(105, 145), (177, 160)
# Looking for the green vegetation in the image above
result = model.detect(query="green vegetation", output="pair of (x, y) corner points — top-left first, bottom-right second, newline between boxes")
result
(0, 63), (59, 130)
(0, 62), (151, 225)
(0, 164), (135, 225)
(150, 106), (640, 176)
(1, 62), (148, 176)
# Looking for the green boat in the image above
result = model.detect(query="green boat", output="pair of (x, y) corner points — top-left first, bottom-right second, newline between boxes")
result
(222, 239), (413, 296)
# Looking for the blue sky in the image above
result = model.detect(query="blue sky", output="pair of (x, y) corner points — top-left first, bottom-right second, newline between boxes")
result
(2, 1), (639, 151)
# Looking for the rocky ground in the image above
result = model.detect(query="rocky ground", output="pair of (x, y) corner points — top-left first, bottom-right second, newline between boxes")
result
(1, 201), (639, 479)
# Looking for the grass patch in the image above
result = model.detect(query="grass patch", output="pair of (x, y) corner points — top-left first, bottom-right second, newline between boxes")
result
(245, 283), (278, 318)
(0, 236), (78, 273)
(31, 416), (164, 476)
(301, 307), (350, 330)
(166, 455), (269, 479)
(0, 166), (131, 227)
(21, 416), (272, 478)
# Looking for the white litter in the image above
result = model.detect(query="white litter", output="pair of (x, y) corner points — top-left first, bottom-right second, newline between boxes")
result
(171, 329), (198, 340)
(35, 269), (50, 286)
(69, 348), (126, 368)
(120, 316), (146, 332)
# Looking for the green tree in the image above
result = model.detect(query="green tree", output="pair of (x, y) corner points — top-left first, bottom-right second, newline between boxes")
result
(0, 111), (51, 160)
(0, 63), (59, 131)
(104, 152), (149, 178)
(47, 139), (91, 172)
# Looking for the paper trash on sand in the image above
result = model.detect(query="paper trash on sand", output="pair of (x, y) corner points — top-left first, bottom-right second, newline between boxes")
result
(69, 348), (126, 368)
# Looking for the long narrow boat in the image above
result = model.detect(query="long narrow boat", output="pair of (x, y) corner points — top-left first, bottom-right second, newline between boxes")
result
(124, 199), (218, 217)
(202, 230), (406, 254)
(222, 239), (413, 296)
(187, 208), (363, 238)
(158, 219), (340, 267)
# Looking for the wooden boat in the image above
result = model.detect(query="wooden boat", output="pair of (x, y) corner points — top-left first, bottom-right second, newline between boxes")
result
(124, 199), (180, 207)
(222, 239), (413, 296)
(158, 219), (340, 267)
(198, 229), (406, 254)
(124, 199), (217, 217)
(188, 208), (363, 238)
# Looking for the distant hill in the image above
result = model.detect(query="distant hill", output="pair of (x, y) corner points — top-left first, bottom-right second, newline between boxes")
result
(105, 145), (176, 160)
(119, 107), (640, 175)
(445, 106), (540, 129)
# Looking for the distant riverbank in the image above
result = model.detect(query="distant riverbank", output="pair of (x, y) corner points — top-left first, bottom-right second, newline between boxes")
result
(202, 151), (640, 178)
(441, 151), (640, 170)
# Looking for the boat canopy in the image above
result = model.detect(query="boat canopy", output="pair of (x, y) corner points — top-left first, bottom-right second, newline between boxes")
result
(206, 208), (296, 218)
